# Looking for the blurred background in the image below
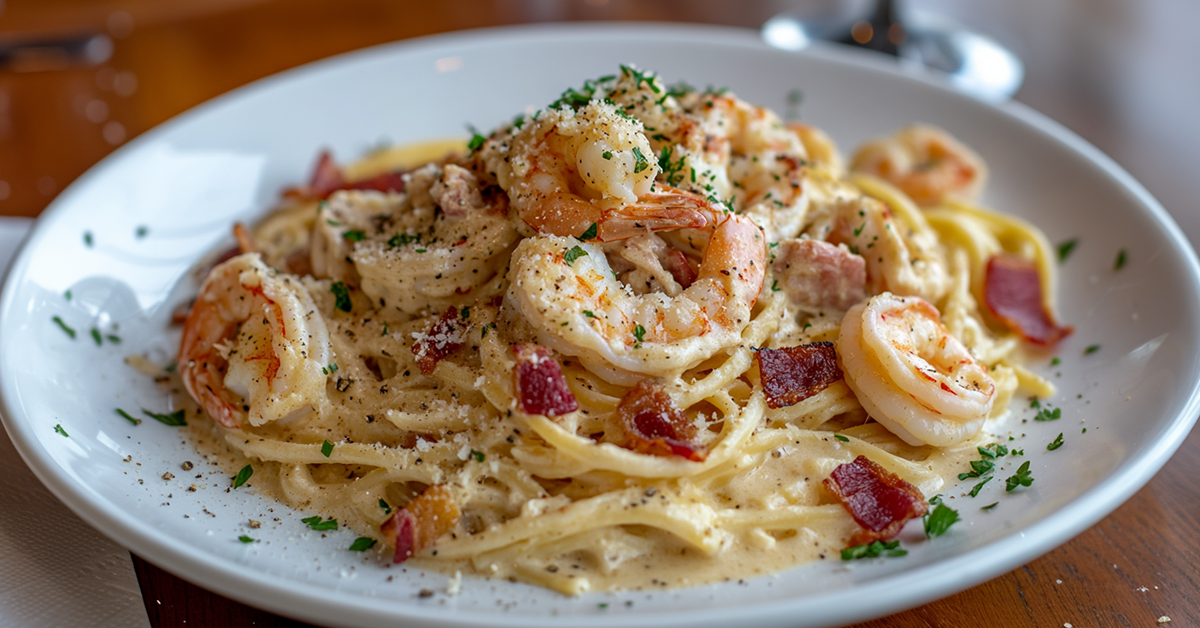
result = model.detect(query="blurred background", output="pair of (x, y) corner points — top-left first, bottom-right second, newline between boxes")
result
(1, 0), (1198, 243)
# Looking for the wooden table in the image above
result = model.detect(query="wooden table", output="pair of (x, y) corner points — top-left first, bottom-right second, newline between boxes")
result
(4, 1), (1198, 625)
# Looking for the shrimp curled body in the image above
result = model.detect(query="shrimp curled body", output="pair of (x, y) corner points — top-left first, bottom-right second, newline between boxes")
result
(506, 211), (766, 386)
(850, 125), (986, 207)
(179, 253), (330, 428)
(837, 293), (995, 447)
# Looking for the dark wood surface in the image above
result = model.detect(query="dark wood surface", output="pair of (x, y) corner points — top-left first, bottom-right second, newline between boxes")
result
(5, 1), (1199, 625)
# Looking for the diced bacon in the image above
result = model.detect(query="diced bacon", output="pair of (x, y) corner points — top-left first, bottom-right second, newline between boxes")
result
(411, 306), (467, 375)
(661, 247), (697, 289)
(512, 343), (578, 417)
(617, 380), (707, 462)
(308, 150), (346, 198)
(381, 484), (460, 564)
(823, 455), (928, 547)
(984, 254), (1073, 345)
(288, 150), (407, 200)
(756, 342), (844, 409)
(770, 239), (866, 312)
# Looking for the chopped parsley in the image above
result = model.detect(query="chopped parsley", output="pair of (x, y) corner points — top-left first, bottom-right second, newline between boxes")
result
(833, 433), (849, 442)
(342, 229), (366, 242)
(52, 316), (76, 339)
(1114, 248), (1127, 270)
(620, 64), (661, 93)
(968, 477), (991, 497)
(460, 306), (470, 320)
(387, 232), (420, 248)
(633, 325), (646, 343)
(301, 516), (338, 531)
(770, 279), (780, 292)
(1047, 433), (1065, 451)
(470, 449), (485, 463)
(83, 231), (94, 247)
(958, 458), (994, 481)
(841, 539), (906, 560)
(981, 502), (999, 511)
(381, 323), (389, 337)
(657, 146), (686, 186)
(602, 151), (612, 160)
(331, 281), (352, 312)
(467, 133), (486, 152)
(1084, 344), (1100, 355)
(548, 73), (616, 110)
(1056, 238), (1078, 262)
(64, 290), (72, 301)
(582, 310), (596, 318)
(54, 424), (69, 437)
(1005, 460), (1034, 492)
(143, 408), (186, 426)
(238, 535), (257, 543)
(631, 146), (651, 174)
(90, 328), (103, 345)
(1035, 406), (1062, 422)
(321, 440), (334, 458)
(349, 537), (377, 552)
(378, 499), (392, 515)
(579, 222), (598, 240)
(1050, 357), (1061, 366)
(923, 497), (960, 538)
(977, 443), (1009, 459)
(232, 464), (253, 489)
(563, 245), (588, 265)
(135, 225), (149, 238)
(115, 408), (142, 426)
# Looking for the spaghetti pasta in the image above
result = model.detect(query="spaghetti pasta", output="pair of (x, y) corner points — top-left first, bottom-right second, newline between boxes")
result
(174, 66), (1066, 594)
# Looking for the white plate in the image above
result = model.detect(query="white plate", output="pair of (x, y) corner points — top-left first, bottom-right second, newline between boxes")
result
(2, 24), (1198, 628)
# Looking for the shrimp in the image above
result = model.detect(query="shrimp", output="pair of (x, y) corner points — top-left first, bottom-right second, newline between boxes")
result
(836, 293), (996, 447)
(489, 99), (663, 240)
(179, 253), (331, 428)
(850, 125), (987, 206)
(505, 208), (766, 386)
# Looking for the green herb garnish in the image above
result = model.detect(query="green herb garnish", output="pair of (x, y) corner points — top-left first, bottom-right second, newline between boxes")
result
(54, 424), (69, 437)
(1047, 433), (1064, 451)
(969, 477), (991, 497)
(301, 516), (338, 531)
(833, 433), (849, 442)
(923, 501), (960, 538)
(631, 146), (651, 174)
(143, 408), (186, 426)
(633, 325), (646, 343)
(232, 464), (253, 488)
(52, 316), (76, 339)
(1114, 249), (1127, 270)
(349, 537), (377, 552)
(378, 499), (391, 515)
(1056, 238), (1078, 262)
(1005, 460), (1034, 492)
(1085, 344), (1100, 355)
(321, 440), (334, 458)
(342, 229), (366, 242)
(564, 245), (588, 265)
(841, 539), (907, 560)
(238, 535), (256, 543)
(1035, 407), (1062, 422)
(116, 408), (142, 426)
(579, 222), (598, 240)
(90, 328), (103, 345)
(470, 449), (485, 462)
(331, 281), (352, 312)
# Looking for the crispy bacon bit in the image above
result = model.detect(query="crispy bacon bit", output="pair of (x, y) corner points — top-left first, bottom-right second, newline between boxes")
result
(617, 380), (707, 462)
(411, 306), (467, 375)
(381, 484), (460, 564)
(289, 150), (407, 200)
(661, 247), (697, 289)
(770, 239), (866, 312)
(512, 343), (578, 417)
(984, 254), (1073, 345)
(756, 343), (843, 409)
(823, 455), (928, 547)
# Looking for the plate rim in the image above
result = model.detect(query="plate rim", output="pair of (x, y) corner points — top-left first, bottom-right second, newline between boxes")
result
(2, 21), (1199, 628)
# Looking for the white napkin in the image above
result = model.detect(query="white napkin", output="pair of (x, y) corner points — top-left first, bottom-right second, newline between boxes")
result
(0, 217), (151, 628)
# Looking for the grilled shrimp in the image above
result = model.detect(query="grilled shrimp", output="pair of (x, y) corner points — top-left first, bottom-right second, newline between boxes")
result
(179, 253), (330, 428)
(506, 210), (766, 386)
(850, 125), (987, 206)
(837, 293), (996, 447)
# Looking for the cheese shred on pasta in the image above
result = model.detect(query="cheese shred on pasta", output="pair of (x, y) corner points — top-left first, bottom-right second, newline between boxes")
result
(174, 67), (1062, 594)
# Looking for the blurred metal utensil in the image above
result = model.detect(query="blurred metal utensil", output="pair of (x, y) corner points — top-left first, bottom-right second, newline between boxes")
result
(763, 0), (1023, 101)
